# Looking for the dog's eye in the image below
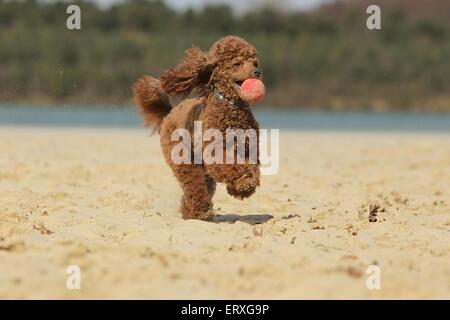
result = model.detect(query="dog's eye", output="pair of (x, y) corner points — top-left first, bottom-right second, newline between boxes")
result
(233, 62), (242, 67)
(253, 62), (259, 67)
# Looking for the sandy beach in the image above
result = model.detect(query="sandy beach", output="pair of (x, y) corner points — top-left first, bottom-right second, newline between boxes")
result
(0, 127), (448, 299)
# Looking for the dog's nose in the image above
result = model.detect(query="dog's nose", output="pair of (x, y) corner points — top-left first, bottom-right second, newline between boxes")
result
(253, 68), (262, 78)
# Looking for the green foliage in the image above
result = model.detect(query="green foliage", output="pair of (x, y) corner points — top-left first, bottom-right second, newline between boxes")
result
(0, 0), (449, 111)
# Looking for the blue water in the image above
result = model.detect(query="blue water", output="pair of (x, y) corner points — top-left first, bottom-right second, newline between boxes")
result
(0, 105), (448, 132)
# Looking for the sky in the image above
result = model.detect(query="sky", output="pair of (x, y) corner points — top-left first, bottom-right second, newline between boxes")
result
(84, 0), (336, 12)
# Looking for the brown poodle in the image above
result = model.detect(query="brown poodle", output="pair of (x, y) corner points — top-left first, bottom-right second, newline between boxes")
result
(133, 36), (264, 220)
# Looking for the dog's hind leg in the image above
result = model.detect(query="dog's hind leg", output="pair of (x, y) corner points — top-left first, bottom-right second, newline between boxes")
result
(158, 103), (214, 220)
(173, 164), (214, 220)
(205, 174), (217, 197)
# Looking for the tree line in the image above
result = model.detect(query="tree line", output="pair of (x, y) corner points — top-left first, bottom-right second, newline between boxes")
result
(0, 0), (449, 111)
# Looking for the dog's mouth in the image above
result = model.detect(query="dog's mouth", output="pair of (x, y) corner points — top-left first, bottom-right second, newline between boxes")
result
(233, 79), (249, 100)
(233, 80), (246, 98)
(233, 78), (266, 104)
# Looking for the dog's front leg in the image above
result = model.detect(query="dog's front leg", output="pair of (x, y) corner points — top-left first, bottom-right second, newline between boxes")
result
(225, 164), (260, 200)
(205, 163), (260, 200)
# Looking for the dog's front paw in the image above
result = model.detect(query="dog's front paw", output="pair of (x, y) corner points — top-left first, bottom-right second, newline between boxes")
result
(227, 175), (259, 200)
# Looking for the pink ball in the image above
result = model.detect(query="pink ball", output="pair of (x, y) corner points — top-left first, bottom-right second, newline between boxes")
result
(240, 79), (265, 104)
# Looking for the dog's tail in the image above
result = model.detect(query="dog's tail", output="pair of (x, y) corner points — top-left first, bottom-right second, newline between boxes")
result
(133, 76), (172, 134)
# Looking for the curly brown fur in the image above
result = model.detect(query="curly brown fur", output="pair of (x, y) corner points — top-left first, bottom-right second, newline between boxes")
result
(133, 36), (262, 220)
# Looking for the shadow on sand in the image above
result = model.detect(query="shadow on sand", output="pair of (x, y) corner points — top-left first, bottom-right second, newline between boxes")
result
(212, 214), (274, 225)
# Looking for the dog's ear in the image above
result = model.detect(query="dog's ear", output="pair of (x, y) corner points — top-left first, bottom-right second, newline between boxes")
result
(160, 47), (217, 98)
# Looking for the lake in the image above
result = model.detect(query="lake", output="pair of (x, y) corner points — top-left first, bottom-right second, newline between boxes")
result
(0, 105), (448, 132)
